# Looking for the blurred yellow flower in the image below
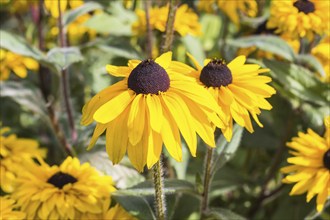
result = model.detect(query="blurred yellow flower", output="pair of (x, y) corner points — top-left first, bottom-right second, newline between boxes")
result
(312, 36), (330, 82)
(0, 49), (39, 81)
(44, 0), (67, 18)
(267, 0), (330, 41)
(81, 52), (226, 171)
(281, 116), (330, 212)
(197, 0), (258, 26)
(183, 54), (276, 141)
(11, 156), (116, 219)
(0, 127), (46, 193)
(132, 4), (201, 37)
(0, 196), (26, 220)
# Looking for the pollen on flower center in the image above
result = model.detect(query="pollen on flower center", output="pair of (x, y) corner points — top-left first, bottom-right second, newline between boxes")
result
(293, 0), (315, 14)
(323, 149), (330, 170)
(47, 171), (78, 189)
(128, 59), (170, 94)
(200, 59), (233, 87)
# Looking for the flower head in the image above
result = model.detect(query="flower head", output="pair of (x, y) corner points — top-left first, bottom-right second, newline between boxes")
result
(11, 156), (116, 219)
(267, 0), (330, 40)
(183, 54), (276, 141)
(281, 116), (330, 212)
(132, 4), (201, 37)
(81, 52), (226, 171)
(0, 49), (39, 81)
(0, 196), (26, 220)
(0, 127), (46, 193)
(312, 36), (330, 83)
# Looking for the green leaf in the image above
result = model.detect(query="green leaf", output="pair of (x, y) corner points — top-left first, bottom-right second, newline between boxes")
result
(294, 54), (326, 77)
(112, 193), (156, 220)
(46, 47), (83, 71)
(212, 124), (244, 173)
(63, 2), (103, 26)
(0, 30), (44, 60)
(200, 14), (222, 51)
(205, 208), (246, 220)
(181, 35), (206, 65)
(263, 59), (329, 105)
(80, 151), (145, 189)
(227, 35), (295, 61)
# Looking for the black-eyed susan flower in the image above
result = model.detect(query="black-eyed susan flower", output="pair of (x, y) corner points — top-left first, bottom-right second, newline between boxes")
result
(0, 49), (39, 81)
(267, 0), (330, 41)
(11, 156), (116, 219)
(0, 196), (26, 220)
(197, 0), (257, 26)
(281, 116), (330, 212)
(132, 4), (201, 37)
(81, 52), (226, 171)
(0, 127), (46, 193)
(312, 36), (330, 83)
(181, 54), (276, 141)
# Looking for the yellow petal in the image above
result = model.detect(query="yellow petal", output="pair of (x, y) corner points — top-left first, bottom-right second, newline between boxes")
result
(94, 90), (134, 124)
(227, 56), (246, 71)
(146, 95), (163, 133)
(87, 123), (107, 150)
(186, 52), (202, 71)
(106, 65), (131, 77)
(155, 51), (172, 69)
(127, 94), (145, 145)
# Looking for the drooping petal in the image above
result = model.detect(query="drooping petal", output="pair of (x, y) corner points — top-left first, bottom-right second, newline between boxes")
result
(146, 95), (163, 133)
(127, 94), (145, 145)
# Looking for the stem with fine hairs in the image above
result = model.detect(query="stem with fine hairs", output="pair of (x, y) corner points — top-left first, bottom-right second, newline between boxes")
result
(152, 159), (166, 220)
(160, 0), (178, 53)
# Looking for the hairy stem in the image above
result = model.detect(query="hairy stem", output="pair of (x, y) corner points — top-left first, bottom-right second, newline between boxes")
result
(160, 0), (178, 53)
(201, 147), (214, 218)
(153, 159), (166, 220)
(57, 0), (77, 146)
(144, 0), (153, 59)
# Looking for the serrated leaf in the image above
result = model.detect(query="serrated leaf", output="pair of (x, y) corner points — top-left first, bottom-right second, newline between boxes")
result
(205, 208), (246, 220)
(47, 47), (83, 71)
(0, 30), (44, 60)
(63, 2), (103, 26)
(112, 193), (156, 220)
(227, 35), (295, 61)
(212, 124), (244, 174)
(263, 59), (329, 105)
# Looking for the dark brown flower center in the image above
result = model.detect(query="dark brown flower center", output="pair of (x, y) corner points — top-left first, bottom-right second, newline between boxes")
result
(323, 149), (330, 170)
(128, 59), (170, 94)
(200, 59), (233, 87)
(293, 0), (315, 14)
(47, 171), (77, 189)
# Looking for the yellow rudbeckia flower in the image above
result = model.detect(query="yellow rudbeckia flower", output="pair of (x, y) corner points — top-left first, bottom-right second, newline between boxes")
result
(281, 116), (330, 212)
(267, 0), (330, 41)
(181, 54), (276, 141)
(11, 157), (117, 219)
(0, 196), (26, 220)
(0, 49), (39, 81)
(81, 52), (226, 171)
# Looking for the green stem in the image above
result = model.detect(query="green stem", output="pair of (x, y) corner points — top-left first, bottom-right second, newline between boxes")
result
(57, 0), (76, 155)
(201, 147), (214, 218)
(144, 0), (153, 59)
(152, 159), (166, 220)
(160, 0), (178, 53)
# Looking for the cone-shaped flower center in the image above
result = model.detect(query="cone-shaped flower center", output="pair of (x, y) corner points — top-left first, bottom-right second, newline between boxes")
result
(47, 171), (78, 189)
(293, 0), (315, 14)
(128, 59), (170, 94)
(323, 149), (330, 170)
(200, 59), (233, 87)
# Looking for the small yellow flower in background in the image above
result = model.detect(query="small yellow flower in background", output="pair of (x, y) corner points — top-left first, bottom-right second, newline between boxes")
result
(11, 156), (117, 219)
(197, 0), (257, 26)
(132, 4), (201, 37)
(312, 36), (330, 83)
(281, 116), (330, 213)
(0, 49), (39, 81)
(81, 52), (226, 171)
(44, 0), (67, 18)
(182, 54), (276, 141)
(0, 127), (46, 193)
(267, 0), (330, 41)
(0, 196), (26, 220)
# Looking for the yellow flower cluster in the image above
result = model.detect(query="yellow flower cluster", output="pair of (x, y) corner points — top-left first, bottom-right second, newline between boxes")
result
(0, 49), (39, 81)
(0, 127), (46, 193)
(198, 0), (258, 26)
(0, 196), (26, 220)
(132, 4), (201, 37)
